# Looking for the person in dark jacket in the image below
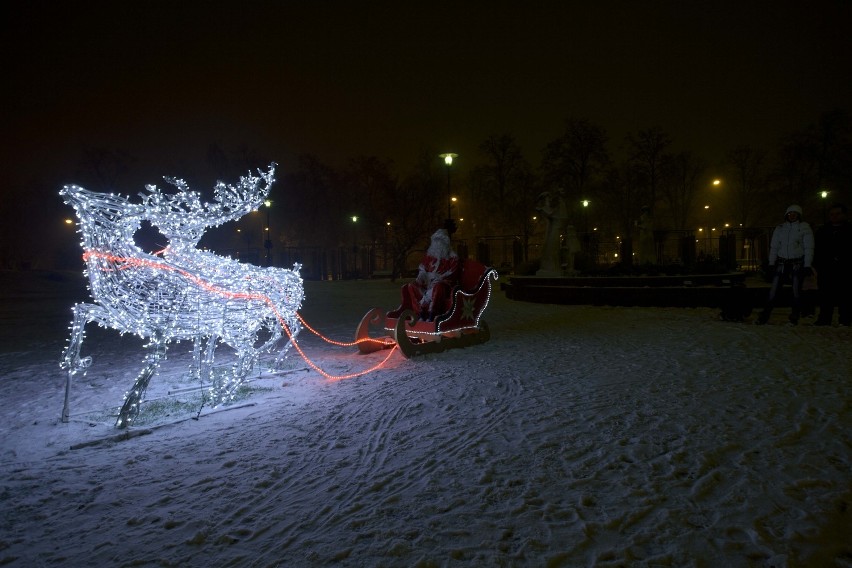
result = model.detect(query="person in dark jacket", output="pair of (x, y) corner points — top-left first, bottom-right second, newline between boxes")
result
(756, 204), (814, 325)
(813, 203), (852, 326)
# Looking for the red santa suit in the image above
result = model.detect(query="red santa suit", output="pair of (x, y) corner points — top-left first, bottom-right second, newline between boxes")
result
(390, 228), (459, 321)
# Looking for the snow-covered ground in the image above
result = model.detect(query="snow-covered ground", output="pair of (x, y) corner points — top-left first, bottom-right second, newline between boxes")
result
(1, 269), (850, 567)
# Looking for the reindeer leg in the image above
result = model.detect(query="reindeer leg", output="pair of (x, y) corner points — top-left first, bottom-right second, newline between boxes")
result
(189, 336), (203, 382)
(60, 303), (102, 422)
(115, 334), (168, 429)
(200, 335), (218, 385)
(212, 348), (257, 406)
(273, 317), (300, 370)
(273, 339), (295, 370)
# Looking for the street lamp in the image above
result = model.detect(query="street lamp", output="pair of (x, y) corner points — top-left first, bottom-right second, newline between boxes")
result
(581, 199), (590, 234)
(263, 199), (272, 266)
(351, 215), (359, 277)
(439, 152), (458, 222)
(820, 190), (829, 223)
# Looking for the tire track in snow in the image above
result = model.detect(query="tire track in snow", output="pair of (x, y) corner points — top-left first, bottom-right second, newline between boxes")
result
(182, 358), (526, 563)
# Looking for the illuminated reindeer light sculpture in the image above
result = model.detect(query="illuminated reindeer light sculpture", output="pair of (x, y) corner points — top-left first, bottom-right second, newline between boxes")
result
(60, 164), (304, 428)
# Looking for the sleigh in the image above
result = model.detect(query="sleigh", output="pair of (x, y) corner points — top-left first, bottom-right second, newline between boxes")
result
(356, 259), (498, 358)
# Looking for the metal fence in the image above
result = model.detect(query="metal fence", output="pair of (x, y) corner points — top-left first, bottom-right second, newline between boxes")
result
(216, 226), (779, 279)
(446, 227), (778, 275)
(217, 245), (394, 280)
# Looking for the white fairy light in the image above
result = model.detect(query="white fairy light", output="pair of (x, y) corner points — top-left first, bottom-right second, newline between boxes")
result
(59, 163), (304, 429)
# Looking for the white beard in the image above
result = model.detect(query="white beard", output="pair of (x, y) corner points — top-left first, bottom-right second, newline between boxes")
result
(427, 229), (453, 259)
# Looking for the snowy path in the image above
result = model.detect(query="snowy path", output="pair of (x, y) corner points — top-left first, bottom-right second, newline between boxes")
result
(1, 273), (850, 566)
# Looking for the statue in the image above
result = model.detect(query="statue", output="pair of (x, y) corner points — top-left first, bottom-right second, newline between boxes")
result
(535, 190), (570, 276)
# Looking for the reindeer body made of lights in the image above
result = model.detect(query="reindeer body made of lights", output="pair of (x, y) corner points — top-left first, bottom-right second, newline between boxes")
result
(60, 164), (304, 428)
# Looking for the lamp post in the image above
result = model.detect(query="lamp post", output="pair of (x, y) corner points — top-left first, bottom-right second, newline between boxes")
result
(237, 228), (249, 256)
(704, 204), (712, 256)
(351, 215), (358, 278)
(820, 190), (829, 223)
(263, 199), (272, 266)
(451, 196), (462, 229)
(439, 153), (458, 222)
(384, 221), (391, 271)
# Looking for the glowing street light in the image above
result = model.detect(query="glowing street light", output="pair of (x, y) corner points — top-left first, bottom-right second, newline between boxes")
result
(351, 215), (359, 277)
(439, 152), (458, 222)
(263, 199), (273, 266)
(703, 205), (713, 255)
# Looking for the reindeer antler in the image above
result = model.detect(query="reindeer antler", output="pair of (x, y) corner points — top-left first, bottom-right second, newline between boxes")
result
(141, 163), (277, 244)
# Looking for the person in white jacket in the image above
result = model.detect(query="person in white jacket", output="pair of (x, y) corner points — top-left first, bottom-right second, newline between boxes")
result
(756, 204), (815, 325)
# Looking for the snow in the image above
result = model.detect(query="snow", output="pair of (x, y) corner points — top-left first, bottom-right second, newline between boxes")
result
(1, 269), (850, 567)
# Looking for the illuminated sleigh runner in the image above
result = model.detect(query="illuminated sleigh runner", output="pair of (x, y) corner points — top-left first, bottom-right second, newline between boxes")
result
(356, 259), (498, 358)
(59, 165), (304, 429)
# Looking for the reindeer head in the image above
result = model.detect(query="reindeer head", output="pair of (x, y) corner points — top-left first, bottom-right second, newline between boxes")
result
(60, 185), (146, 252)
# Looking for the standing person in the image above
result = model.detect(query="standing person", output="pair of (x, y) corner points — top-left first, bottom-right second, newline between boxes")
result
(388, 226), (459, 322)
(756, 204), (814, 325)
(813, 203), (852, 326)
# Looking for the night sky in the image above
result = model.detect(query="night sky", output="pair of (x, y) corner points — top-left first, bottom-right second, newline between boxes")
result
(3, 0), (851, 260)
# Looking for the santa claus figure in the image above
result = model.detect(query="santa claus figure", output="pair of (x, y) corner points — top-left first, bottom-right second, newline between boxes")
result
(390, 227), (459, 321)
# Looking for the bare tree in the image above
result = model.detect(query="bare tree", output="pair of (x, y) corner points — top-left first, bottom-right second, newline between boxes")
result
(477, 133), (529, 203)
(540, 118), (610, 201)
(470, 133), (536, 247)
(382, 149), (444, 280)
(280, 155), (344, 248)
(627, 127), (672, 215)
(772, 109), (851, 212)
(774, 129), (820, 206)
(602, 160), (642, 266)
(76, 147), (134, 191)
(205, 143), (270, 182)
(660, 152), (705, 230)
(343, 155), (399, 245)
(206, 143), (229, 180)
(726, 145), (765, 226)
(814, 108), (851, 191)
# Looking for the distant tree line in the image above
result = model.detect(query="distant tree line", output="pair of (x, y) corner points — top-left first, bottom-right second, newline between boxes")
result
(63, 109), (850, 276)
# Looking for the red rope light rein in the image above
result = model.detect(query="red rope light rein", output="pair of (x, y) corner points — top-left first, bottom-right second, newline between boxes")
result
(296, 313), (396, 349)
(82, 251), (399, 381)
